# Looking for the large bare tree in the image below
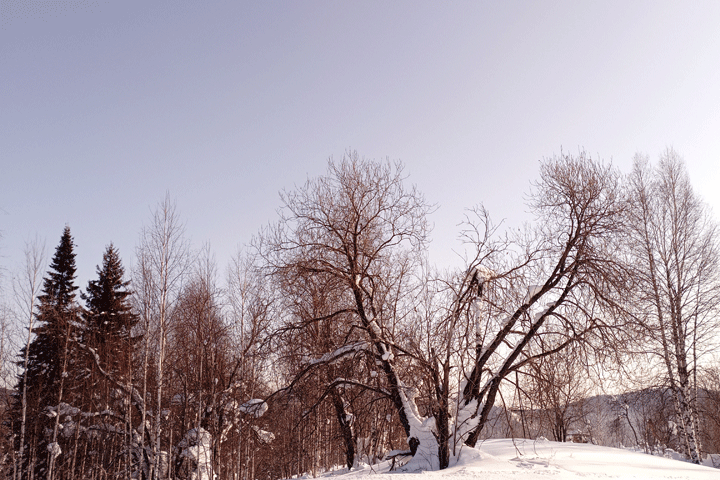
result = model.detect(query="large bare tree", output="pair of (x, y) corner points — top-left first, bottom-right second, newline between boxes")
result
(260, 151), (630, 470)
(453, 152), (630, 452)
(258, 152), (434, 466)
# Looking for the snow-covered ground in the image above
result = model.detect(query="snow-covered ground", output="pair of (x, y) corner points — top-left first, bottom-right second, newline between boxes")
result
(316, 439), (718, 480)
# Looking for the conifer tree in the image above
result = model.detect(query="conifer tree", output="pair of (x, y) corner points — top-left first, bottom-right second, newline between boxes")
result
(12, 226), (82, 479)
(80, 243), (139, 477)
(83, 243), (138, 389)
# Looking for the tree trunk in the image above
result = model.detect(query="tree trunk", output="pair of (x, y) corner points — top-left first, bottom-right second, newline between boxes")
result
(330, 388), (355, 469)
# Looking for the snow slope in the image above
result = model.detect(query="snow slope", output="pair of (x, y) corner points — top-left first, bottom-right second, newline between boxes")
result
(319, 438), (718, 480)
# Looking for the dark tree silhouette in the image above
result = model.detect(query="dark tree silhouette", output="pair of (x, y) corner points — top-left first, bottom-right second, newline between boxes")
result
(83, 243), (138, 388)
(12, 226), (82, 479)
(79, 244), (139, 477)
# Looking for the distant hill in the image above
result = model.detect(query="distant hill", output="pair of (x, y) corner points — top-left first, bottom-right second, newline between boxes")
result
(477, 387), (719, 456)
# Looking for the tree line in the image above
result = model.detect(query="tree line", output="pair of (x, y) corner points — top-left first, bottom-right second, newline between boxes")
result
(1, 148), (719, 479)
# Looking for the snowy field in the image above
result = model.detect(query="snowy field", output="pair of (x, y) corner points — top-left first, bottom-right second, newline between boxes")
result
(315, 439), (719, 480)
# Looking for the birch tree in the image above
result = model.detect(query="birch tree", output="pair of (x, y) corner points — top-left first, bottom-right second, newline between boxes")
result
(135, 195), (190, 479)
(625, 149), (720, 463)
(225, 250), (275, 480)
(10, 238), (45, 480)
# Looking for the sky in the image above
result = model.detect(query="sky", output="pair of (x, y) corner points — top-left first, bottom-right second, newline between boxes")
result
(2, 1), (720, 292)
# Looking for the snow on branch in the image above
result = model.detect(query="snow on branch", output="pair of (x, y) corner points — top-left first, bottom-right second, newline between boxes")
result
(238, 399), (269, 418)
(45, 402), (80, 418)
(472, 265), (495, 283)
(523, 284), (544, 303)
(308, 341), (368, 366)
(252, 425), (275, 444)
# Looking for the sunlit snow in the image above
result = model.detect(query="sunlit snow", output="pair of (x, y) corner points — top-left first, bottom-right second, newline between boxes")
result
(312, 438), (718, 480)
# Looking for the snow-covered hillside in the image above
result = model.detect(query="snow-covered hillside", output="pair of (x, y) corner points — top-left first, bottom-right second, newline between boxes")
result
(316, 439), (718, 480)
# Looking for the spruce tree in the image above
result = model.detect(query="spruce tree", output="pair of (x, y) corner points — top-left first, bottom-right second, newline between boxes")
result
(12, 226), (82, 479)
(80, 244), (138, 476)
(82, 243), (138, 398)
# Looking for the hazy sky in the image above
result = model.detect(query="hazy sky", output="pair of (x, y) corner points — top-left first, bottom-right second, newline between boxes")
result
(2, 1), (720, 289)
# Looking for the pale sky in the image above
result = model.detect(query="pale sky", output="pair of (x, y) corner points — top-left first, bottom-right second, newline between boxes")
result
(2, 1), (720, 290)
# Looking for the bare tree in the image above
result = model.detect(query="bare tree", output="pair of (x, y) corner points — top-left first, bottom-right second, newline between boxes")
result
(0, 286), (17, 477)
(625, 149), (720, 463)
(135, 194), (191, 479)
(170, 245), (226, 480)
(225, 249), (275, 480)
(168, 244), (274, 480)
(455, 152), (630, 451)
(259, 151), (630, 471)
(258, 152), (434, 466)
(271, 269), (363, 470)
(11, 238), (45, 480)
(520, 345), (593, 442)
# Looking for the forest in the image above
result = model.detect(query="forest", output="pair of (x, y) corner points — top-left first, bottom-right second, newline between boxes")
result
(1, 149), (719, 480)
